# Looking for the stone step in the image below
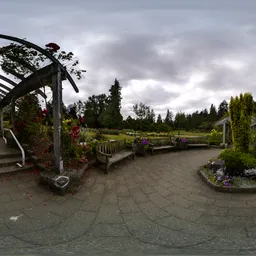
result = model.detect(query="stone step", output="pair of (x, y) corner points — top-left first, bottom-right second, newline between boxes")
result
(0, 151), (22, 159)
(0, 157), (29, 168)
(0, 164), (35, 175)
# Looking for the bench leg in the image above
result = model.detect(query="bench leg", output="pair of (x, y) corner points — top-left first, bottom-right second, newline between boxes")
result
(105, 162), (110, 174)
(132, 153), (135, 160)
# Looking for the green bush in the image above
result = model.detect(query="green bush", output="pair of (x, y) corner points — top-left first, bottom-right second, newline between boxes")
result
(209, 129), (222, 145)
(219, 148), (256, 176)
(229, 93), (253, 153)
(94, 130), (107, 141)
(99, 129), (120, 135)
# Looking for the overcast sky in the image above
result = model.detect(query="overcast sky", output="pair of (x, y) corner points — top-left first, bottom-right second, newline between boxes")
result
(1, 0), (256, 118)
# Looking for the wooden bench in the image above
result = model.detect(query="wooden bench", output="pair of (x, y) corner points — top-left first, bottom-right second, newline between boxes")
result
(187, 136), (210, 148)
(148, 138), (175, 155)
(96, 139), (135, 174)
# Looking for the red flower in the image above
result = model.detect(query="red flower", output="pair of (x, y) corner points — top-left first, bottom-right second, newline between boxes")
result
(45, 42), (60, 52)
(42, 109), (48, 115)
(79, 116), (84, 124)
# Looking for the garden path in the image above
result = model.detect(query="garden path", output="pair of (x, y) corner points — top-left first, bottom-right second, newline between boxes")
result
(0, 148), (255, 255)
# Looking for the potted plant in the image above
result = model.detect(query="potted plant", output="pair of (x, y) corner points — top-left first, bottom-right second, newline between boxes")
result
(133, 137), (150, 156)
(174, 137), (188, 149)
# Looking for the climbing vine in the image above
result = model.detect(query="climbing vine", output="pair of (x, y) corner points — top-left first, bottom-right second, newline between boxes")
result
(0, 41), (86, 81)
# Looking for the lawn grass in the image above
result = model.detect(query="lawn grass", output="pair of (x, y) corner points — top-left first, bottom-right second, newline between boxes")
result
(85, 130), (209, 141)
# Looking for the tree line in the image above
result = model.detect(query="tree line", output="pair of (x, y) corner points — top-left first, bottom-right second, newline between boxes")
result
(64, 79), (230, 132)
(3, 78), (230, 132)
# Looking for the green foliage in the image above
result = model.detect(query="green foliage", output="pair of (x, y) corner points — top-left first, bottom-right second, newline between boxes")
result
(219, 148), (256, 176)
(101, 79), (123, 129)
(94, 130), (107, 141)
(220, 149), (244, 170)
(61, 119), (91, 166)
(164, 109), (173, 126)
(186, 136), (209, 144)
(0, 42), (86, 80)
(14, 93), (47, 144)
(217, 100), (228, 119)
(229, 93), (253, 153)
(209, 129), (222, 145)
(99, 129), (120, 135)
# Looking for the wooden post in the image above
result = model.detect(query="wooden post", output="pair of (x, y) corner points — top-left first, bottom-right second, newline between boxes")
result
(11, 97), (15, 131)
(0, 108), (3, 137)
(52, 65), (63, 174)
(223, 122), (226, 144)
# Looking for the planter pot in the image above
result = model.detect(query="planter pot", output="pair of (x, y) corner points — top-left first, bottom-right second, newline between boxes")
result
(135, 144), (147, 156)
(176, 142), (188, 149)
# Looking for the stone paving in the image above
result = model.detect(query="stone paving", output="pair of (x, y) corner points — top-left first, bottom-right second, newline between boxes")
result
(1, 148), (256, 254)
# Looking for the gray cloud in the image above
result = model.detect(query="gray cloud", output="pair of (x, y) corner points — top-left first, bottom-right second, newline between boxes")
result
(2, 0), (256, 117)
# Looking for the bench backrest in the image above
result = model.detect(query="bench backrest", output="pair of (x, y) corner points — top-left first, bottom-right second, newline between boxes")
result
(149, 138), (172, 146)
(186, 136), (209, 144)
(96, 140), (127, 155)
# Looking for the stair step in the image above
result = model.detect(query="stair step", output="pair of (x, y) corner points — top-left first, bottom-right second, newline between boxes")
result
(0, 157), (29, 167)
(0, 164), (35, 175)
(0, 151), (22, 159)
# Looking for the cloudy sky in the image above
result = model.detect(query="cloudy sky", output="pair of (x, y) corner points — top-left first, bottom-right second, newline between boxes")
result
(1, 0), (256, 118)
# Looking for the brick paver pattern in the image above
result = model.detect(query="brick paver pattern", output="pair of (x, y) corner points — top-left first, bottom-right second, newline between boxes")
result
(0, 148), (255, 254)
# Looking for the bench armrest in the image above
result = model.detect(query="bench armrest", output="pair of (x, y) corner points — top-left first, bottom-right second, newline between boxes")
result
(97, 150), (112, 158)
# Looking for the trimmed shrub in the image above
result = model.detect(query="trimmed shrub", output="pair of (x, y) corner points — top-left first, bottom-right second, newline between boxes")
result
(229, 93), (253, 153)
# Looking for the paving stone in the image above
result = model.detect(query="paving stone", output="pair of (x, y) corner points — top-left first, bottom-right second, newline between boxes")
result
(102, 192), (118, 205)
(2, 148), (251, 254)
(0, 194), (11, 203)
(116, 184), (130, 197)
(96, 204), (122, 223)
(148, 193), (171, 208)
(79, 193), (102, 212)
(140, 183), (156, 194)
(165, 194), (193, 208)
(129, 188), (148, 203)
(152, 184), (172, 197)
(125, 178), (139, 190)
(92, 183), (105, 194)
(15, 210), (95, 246)
(88, 223), (130, 237)
(198, 214), (253, 228)
(138, 201), (169, 220)
(164, 205), (203, 221)
(118, 196), (140, 213)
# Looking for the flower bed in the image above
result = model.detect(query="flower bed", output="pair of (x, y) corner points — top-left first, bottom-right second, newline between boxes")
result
(198, 151), (256, 193)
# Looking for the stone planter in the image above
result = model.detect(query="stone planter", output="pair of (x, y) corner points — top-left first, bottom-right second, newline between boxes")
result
(39, 162), (88, 196)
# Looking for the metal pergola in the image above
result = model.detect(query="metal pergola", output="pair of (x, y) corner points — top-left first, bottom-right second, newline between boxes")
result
(0, 34), (80, 174)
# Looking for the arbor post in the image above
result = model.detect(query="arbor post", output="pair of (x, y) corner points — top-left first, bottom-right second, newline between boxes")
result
(52, 65), (63, 174)
(11, 97), (15, 131)
(0, 109), (3, 137)
(223, 122), (226, 144)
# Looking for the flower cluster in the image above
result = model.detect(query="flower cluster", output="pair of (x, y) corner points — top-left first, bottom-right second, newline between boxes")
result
(45, 42), (60, 52)
(216, 173), (236, 187)
(141, 139), (149, 145)
(175, 137), (187, 143)
(78, 115), (84, 124)
(69, 125), (80, 141)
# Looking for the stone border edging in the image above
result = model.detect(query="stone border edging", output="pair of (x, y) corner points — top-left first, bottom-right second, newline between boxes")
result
(198, 169), (256, 193)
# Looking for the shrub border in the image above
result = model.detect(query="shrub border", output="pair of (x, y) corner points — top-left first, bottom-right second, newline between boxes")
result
(198, 169), (256, 193)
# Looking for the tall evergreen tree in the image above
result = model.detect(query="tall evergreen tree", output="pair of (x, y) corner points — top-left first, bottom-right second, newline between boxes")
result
(157, 114), (162, 123)
(101, 79), (123, 128)
(217, 100), (228, 119)
(209, 104), (218, 121)
(164, 109), (173, 126)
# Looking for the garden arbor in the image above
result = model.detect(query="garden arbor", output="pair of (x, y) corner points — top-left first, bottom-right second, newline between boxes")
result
(0, 34), (79, 174)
